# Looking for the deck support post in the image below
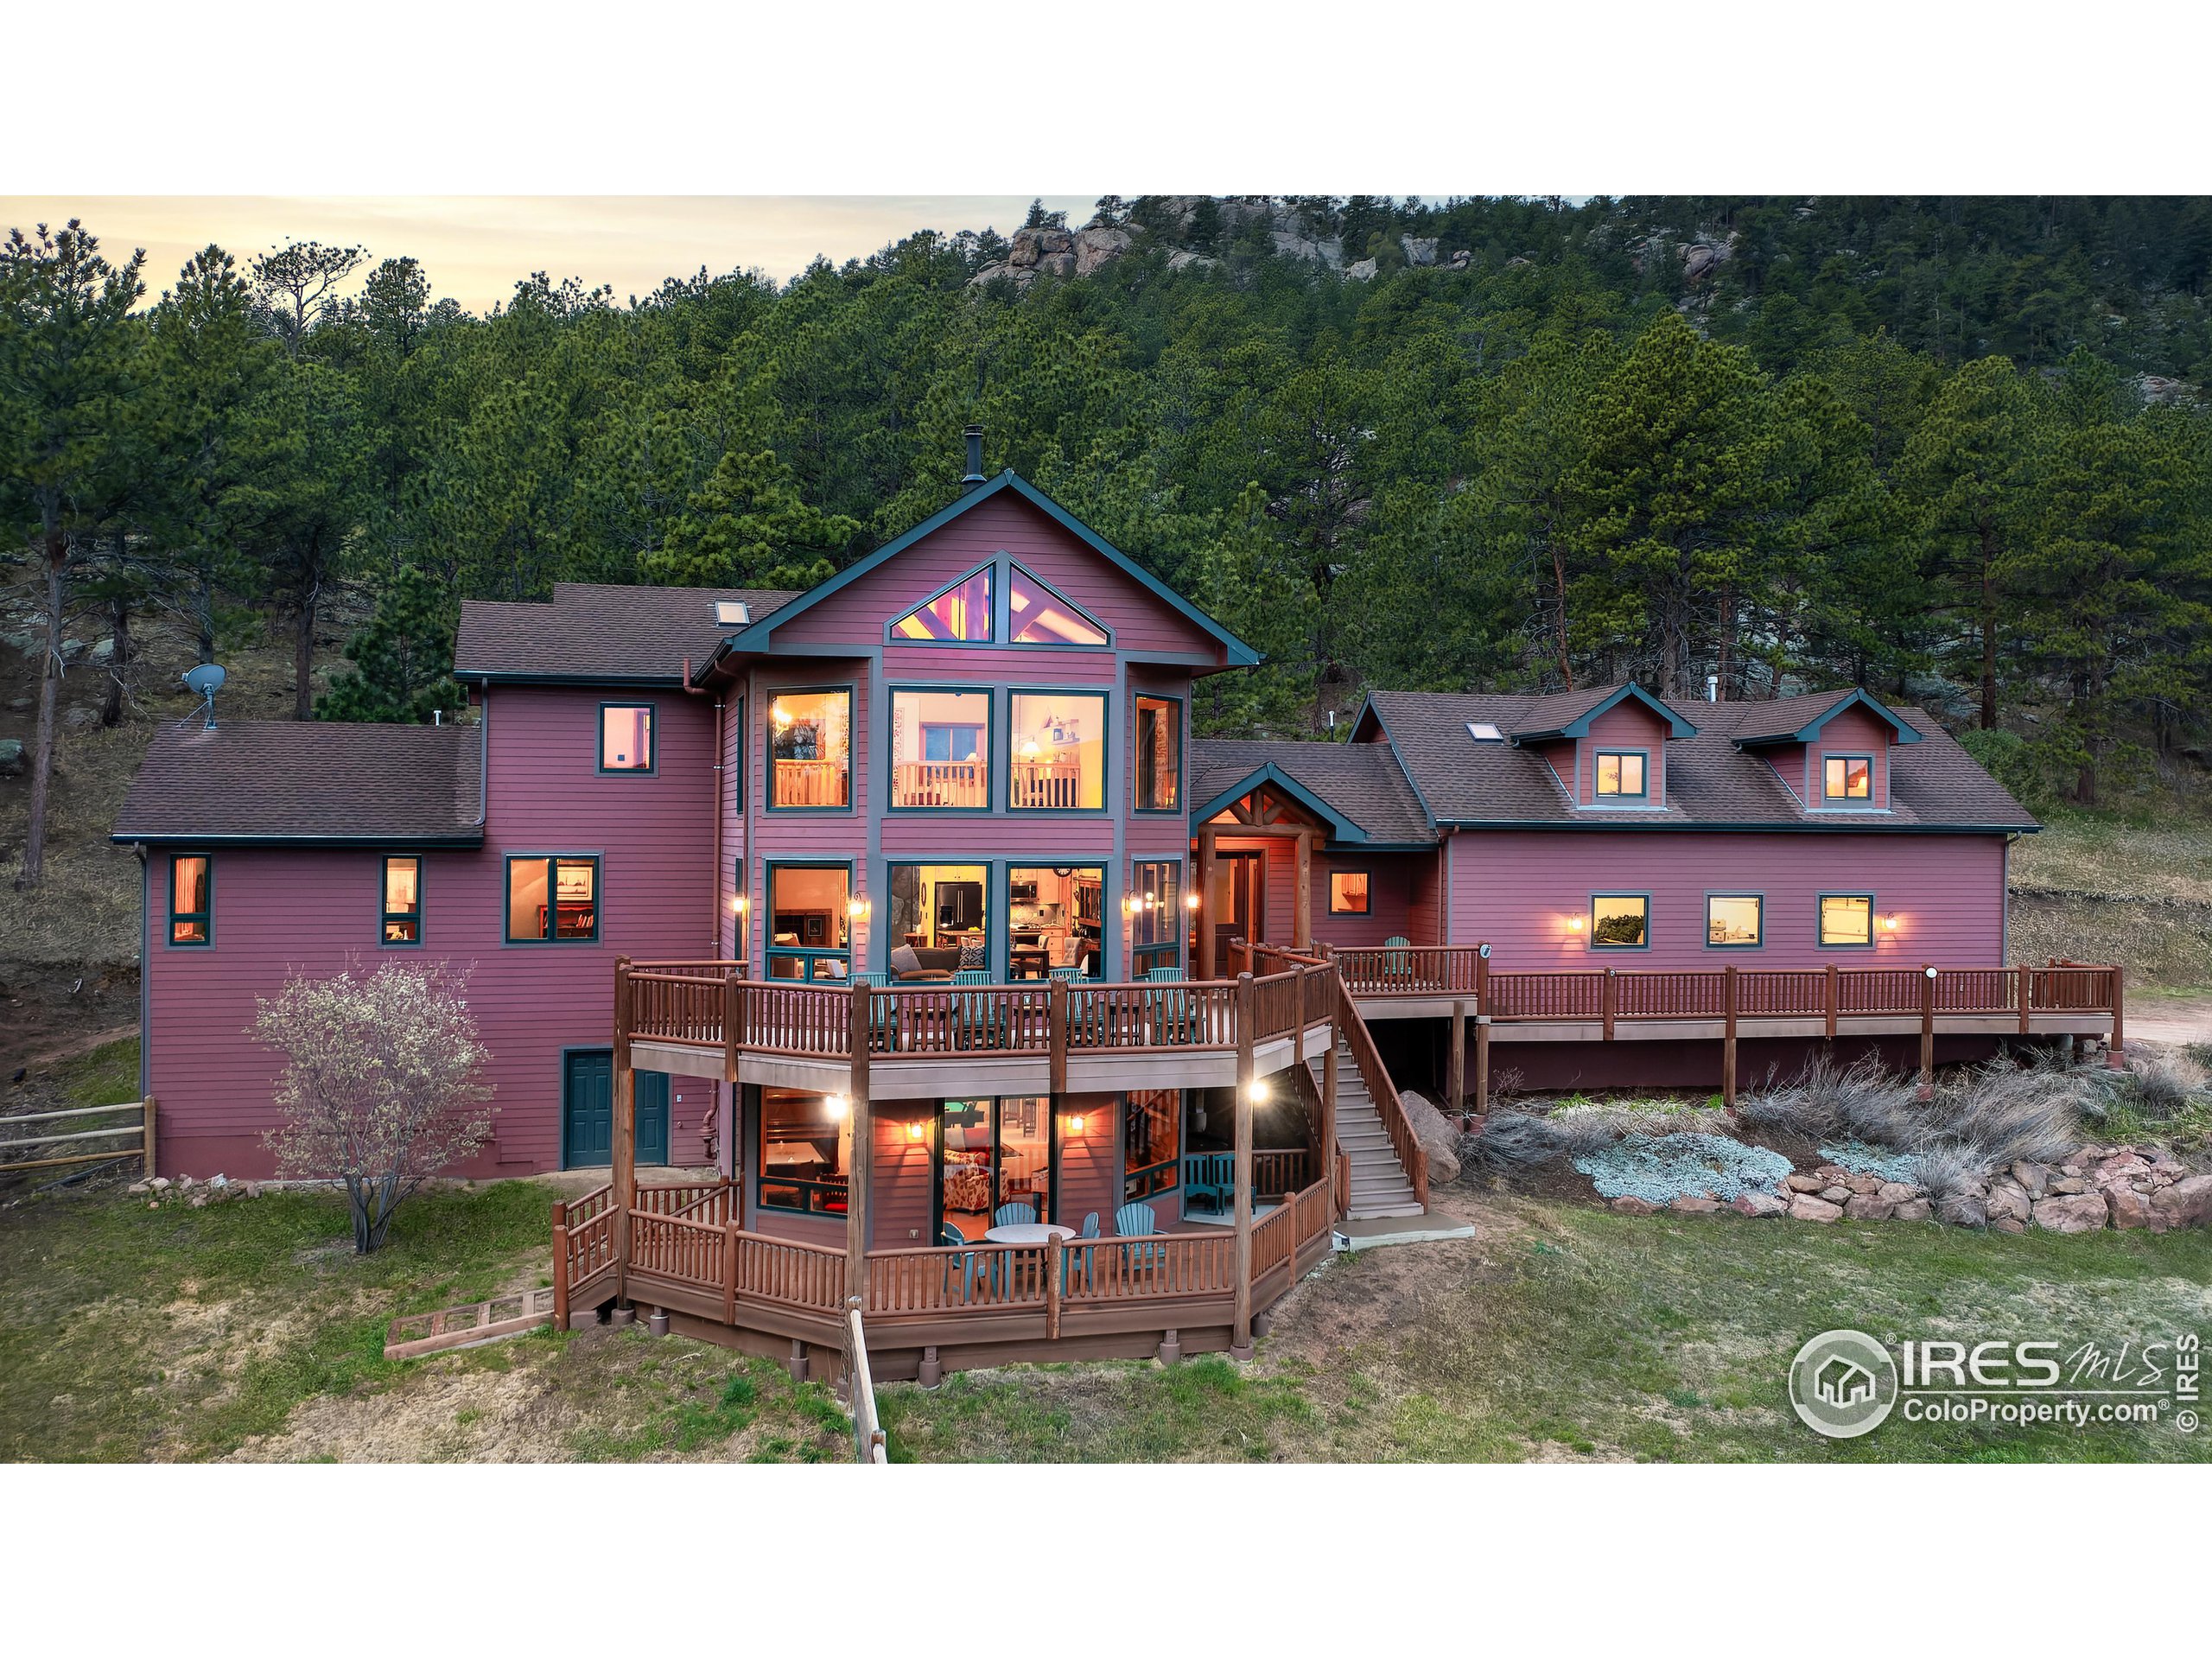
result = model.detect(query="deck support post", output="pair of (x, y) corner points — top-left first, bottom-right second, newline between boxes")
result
(1048, 975), (1068, 1097)
(1293, 828), (1313, 951)
(1916, 963), (1936, 1101)
(142, 1092), (157, 1179)
(1474, 945), (1491, 1116)
(1602, 969), (1616, 1042)
(845, 979), (873, 1307)
(1046, 1232), (1064, 1341)
(2018, 964), (2032, 1037)
(1158, 1328), (1180, 1365)
(721, 1218), (741, 1325)
(1321, 985), (1339, 1214)
(2107, 966), (2125, 1070)
(1198, 827), (1219, 981)
(1721, 964), (1738, 1109)
(918, 1345), (942, 1388)
(551, 1200), (570, 1332)
(1447, 1000), (1465, 1116)
(1825, 963), (1839, 1043)
(613, 957), (635, 1306)
(1230, 972), (1255, 1362)
(788, 1338), (807, 1384)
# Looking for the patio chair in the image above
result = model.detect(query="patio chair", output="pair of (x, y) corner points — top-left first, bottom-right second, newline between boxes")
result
(1147, 963), (1192, 1042)
(1383, 934), (1413, 986)
(1113, 1202), (1165, 1270)
(992, 1202), (1036, 1228)
(1183, 1151), (1231, 1215)
(1063, 1211), (1101, 1294)
(938, 1224), (979, 1303)
(852, 969), (893, 1046)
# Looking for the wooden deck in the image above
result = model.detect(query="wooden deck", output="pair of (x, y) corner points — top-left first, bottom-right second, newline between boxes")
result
(556, 1176), (1339, 1382)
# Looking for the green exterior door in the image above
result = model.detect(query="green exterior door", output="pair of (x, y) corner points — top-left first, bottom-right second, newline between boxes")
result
(564, 1052), (670, 1167)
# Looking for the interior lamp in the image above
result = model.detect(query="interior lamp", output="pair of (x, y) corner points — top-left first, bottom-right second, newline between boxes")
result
(771, 702), (792, 729)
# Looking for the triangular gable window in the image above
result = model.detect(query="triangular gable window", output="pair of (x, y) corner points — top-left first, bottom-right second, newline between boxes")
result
(891, 564), (993, 642)
(1008, 563), (1109, 647)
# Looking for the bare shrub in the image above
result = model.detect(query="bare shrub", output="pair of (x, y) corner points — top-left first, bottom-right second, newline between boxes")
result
(1925, 1053), (2082, 1171)
(1737, 1053), (1915, 1145)
(1459, 1111), (1570, 1175)
(257, 958), (495, 1252)
(2117, 1047), (2208, 1122)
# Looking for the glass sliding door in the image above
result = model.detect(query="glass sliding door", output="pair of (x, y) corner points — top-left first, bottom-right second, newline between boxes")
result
(766, 863), (851, 980)
(937, 1096), (1056, 1240)
(1131, 860), (1181, 976)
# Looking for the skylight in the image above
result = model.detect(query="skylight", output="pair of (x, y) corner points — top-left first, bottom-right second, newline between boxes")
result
(714, 599), (751, 628)
(1467, 721), (1503, 742)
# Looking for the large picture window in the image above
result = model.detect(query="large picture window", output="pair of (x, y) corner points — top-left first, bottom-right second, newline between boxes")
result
(1821, 893), (1875, 948)
(1010, 867), (1103, 978)
(599, 703), (654, 772)
(382, 855), (423, 944)
(767, 864), (851, 979)
(1706, 893), (1761, 948)
(1123, 1089), (1181, 1203)
(1823, 755), (1873, 802)
(507, 855), (598, 942)
(757, 1088), (851, 1216)
(888, 688), (989, 808)
(1130, 861), (1180, 976)
(1009, 691), (1106, 810)
(169, 855), (212, 946)
(768, 689), (851, 809)
(1590, 893), (1649, 948)
(1595, 751), (1647, 798)
(1135, 695), (1180, 811)
(888, 864), (988, 974)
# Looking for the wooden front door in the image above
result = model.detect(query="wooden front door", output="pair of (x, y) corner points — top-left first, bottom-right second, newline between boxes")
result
(564, 1052), (670, 1168)
(1210, 850), (1265, 965)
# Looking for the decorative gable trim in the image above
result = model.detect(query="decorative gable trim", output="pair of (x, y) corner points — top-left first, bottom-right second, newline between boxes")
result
(698, 470), (1257, 677)
(1191, 763), (1369, 844)
(1732, 687), (1923, 748)
(1510, 682), (1697, 742)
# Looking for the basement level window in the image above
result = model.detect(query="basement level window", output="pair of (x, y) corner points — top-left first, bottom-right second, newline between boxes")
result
(1466, 721), (1503, 742)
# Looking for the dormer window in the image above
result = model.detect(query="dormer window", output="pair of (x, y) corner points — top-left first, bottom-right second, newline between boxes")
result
(1594, 751), (1647, 798)
(1823, 755), (1872, 803)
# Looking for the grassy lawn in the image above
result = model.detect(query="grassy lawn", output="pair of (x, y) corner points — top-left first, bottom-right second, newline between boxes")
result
(10, 1175), (2204, 1462)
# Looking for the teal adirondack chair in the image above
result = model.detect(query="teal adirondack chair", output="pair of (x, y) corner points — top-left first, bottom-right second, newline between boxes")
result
(1062, 1211), (1101, 1294)
(852, 969), (892, 1046)
(1383, 934), (1413, 986)
(1052, 963), (1099, 1045)
(938, 1223), (979, 1302)
(1113, 1202), (1165, 1270)
(992, 1201), (1036, 1228)
(1183, 1152), (1232, 1215)
(1147, 963), (1191, 1042)
(949, 969), (1003, 1047)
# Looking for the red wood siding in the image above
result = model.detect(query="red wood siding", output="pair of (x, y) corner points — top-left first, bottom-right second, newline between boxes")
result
(1445, 828), (2007, 968)
(1309, 852), (1426, 948)
(1058, 1093), (1122, 1230)
(1574, 702), (1669, 807)
(1806, 705), (1893, 810)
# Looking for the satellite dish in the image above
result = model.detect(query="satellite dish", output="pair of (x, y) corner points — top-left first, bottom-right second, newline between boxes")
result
(181, 663), (228, 730)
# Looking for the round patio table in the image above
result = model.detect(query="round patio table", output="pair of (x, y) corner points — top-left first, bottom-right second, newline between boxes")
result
(982, 1222), (1077, 1246)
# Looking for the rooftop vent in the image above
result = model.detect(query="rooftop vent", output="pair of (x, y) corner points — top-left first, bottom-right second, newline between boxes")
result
(961, 423), (987, 491)
(1466, 721), (1503, 742)
(714, 599), (751, 628)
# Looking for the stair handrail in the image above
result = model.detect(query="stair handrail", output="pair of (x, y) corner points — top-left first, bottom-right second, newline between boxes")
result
(1335, 977), (1429, 1210)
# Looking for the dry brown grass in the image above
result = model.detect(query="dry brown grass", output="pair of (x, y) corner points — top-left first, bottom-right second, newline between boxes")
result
(2007, 812), (2212, 992)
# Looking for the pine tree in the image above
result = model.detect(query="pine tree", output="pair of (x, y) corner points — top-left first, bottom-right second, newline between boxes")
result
(319, 563), (466, 724)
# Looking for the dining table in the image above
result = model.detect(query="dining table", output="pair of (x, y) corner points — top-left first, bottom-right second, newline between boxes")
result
(982, 1222), (1077, 1246)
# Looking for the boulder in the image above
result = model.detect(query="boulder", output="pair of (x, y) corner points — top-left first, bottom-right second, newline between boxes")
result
(1878, 1182), (1923, 1204)
(1936, 1193), (1988, 1229)
(1611, 1196), (1657, 1216)
(1819, 1185), (1851, 1205)
(1731, 1190), (1789, 1218)
(1401, 235), (1439, 267)
(1344, 257), (1378, 281)
(2150, 1173), (2212, 1231)
(1681, 240), (1732, 282)
(1891, 1198), (1934, 1222)
(1985, 1179), (2031, 1225)
(2048, 1176), (2088, 1196)
(1784, 1172), (1827, 1193)
(0, 737), (23, 777)
(2011, 1161), (2051, 1200)
(1992, 1216), (2028, 1235)
(2031, 1193), (2110, 1234)
(1072, 225), (1131, 276)
(1843, 1173), (1880, 1196)
(1166, 250), (1217, 273)
(1789, 1194), (1844, 1223)
(1844, 1193), (1895, 1222)
(2106, 1185), (2153, 1230)
(1395, 1090), (1461, 1184)
(88, 637), (116, 664)
(1007, 226), (1073, 268)
(1669, 1196), (1720, 1215)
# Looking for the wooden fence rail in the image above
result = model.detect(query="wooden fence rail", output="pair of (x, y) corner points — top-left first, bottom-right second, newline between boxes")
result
(0, 1095), (156, 1178)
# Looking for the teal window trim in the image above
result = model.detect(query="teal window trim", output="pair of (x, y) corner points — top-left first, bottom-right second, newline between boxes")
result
(1327, 867), (1373, 916)
(764, 857), (855, 980)
(1703, 891), (1764, 950)
(1588, 892), (1651, 950)
(1822, 753), (1875, 803)
(886, 859), (995, 975)
(1131, 858), (1183, 975)
(1134, 690), (1184, 814)
(1007, 686), (1112, 815)
(1818, 892), (1877, 950)
(765, 683), (856, 814)
(754, 1084), (858, 1218)
(381, 855), (424, 947)
(1007, 861), (1108, 980)
(168, 853), (213, 948)
(595, 702), (657, 774)
(1006, 558), (1114, 650)
(1593, 748), (1649, 799)
(885, 683), (997, 816)
(505, 853), (601, 944)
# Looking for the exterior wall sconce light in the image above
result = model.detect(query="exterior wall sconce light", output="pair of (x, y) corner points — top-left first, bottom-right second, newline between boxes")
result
(1881, 912), (1900, 933)
(1185, 891), (1201, 911)
(906, 1119), (925, 1142)
(848, 896), (870, 921)
(1244, 1077), (1270, 1107)
(826, 1093), (849, 1119)
(1566, 915), (1585, 935)
(730, 893), (747, 914)
(1066, 1112), (1086, 1136)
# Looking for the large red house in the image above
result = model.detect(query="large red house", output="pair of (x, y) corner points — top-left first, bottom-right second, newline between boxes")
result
(113, 449), (2115, 1377)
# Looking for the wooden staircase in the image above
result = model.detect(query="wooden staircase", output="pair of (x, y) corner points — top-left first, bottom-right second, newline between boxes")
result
(1312, 1036), (1424, 1220)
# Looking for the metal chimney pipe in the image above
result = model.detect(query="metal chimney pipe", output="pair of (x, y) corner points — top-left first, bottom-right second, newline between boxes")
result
(962, 423), (986, 490)
(1707, 673), (1719, 702)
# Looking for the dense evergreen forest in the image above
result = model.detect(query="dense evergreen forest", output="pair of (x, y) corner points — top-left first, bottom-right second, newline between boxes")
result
(7, 194), (2212, 882)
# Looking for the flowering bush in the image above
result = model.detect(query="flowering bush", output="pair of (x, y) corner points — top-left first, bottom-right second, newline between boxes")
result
(256, 958), (494, 1252)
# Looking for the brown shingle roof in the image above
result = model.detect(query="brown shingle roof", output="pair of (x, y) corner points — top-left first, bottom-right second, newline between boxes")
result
(1366, 689), (2037, 833)
(113, 721), (484, 844)
(1190, 739), (1435, 844)
(455, 582), (798, 683)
